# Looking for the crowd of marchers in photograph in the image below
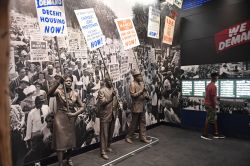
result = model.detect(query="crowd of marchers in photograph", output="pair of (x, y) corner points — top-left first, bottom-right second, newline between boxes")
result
(9, 12), (182, 165)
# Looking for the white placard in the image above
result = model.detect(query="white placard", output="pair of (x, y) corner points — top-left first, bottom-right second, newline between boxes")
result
(165, 0), (174, 5)
(68, 35), (80, 52)
(174, 0), (183, 9)
(109, 63), (120, 83)
(120, 56), (130, 75)
(110, 55), (117, 64)
(74, 50), (88, 59)
(114, 17), (140, 50)
(35, 0), (68, 36)
(149, 48), (156, 63)
(57, 36), (67, 48)
(29, 29), (44, 41)
(9, 47), (16, 74)
(74, 8), (105, 50)
(30, 41), (49, 61)
(148, 6), (160, 39)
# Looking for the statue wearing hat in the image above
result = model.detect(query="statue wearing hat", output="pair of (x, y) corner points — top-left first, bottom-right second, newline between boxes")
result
(125, 69), (151, 144)
(97, 75), (118, 160)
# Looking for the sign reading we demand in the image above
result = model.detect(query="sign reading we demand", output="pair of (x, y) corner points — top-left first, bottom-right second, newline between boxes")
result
(215, 20), (250, 53)
(35, 0), (68, 36)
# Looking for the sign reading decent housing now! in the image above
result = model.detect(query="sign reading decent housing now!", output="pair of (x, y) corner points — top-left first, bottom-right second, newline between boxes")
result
(215, 20), (250, 53)
(74, 8), (105, 50)
(35, 0), (68, 36)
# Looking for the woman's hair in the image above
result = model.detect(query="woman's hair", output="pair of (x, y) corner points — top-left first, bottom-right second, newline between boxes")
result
(64, 75), (73, 82)
(34, 81), (42, 87)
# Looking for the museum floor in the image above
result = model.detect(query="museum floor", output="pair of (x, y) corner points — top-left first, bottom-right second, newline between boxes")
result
(49, 125), (250, 166)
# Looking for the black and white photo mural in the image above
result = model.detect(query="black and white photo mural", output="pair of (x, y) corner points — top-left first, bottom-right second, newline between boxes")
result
(181, 61), (250, 115)
(8, 0), (182, 165)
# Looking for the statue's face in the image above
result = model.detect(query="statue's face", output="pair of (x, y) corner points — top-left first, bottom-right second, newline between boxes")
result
(106, 79), (112, 88)
(65, 77), (73, 88)
(135, 75), (142, 82)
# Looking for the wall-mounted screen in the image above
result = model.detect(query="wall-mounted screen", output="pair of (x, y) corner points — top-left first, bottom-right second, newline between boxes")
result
(236, 80), (250, 98)
(182, 80), (193, 96)
(219, 80), (235, 98)
(193, 80), (206, 96)
(182, 79), (250, 99)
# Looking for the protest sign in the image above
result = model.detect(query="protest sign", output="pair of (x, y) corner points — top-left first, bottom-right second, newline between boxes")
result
(165, 0), (174, 5)
(120, 56), (130, 75)
(35, 0), (68, 36)
(110, 55), (117, 64)
(9, 47), (16, 74)
(126, 50), (134, 64)
(147, 6), (160, 39)
(115, 18), (140, 50)
(174, 0), (183, 9)
(68, 37), (80, 52)
(74, 8), (105, 50)
(215, 20), (250, 53)
(57, 36), (68, 48)
(29, 28), (44, 41)
(109, 63), (120, 82)
(74, 49), (88, 60)
(131, 55), (139, 71)
(30, 41), (49, 61)
(148, 48), (156, 63)
(163, 16), (175, 45)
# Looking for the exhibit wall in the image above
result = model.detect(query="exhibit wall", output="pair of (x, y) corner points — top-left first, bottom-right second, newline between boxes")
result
(180, 0), (250, 65)
(8, 0), (182, 165)
(179, 0), (250, 114)
(179, 0), (250, 137)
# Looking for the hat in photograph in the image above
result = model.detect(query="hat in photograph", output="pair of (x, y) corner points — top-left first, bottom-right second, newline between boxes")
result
(34, 81), (42, 87)
(131, 69), (141, 76)
(10, 34), (16, 39)
(48, 65), (53, 69)
(70, 62), (76, 66)
(76, 81), (83, 86)
(20, 76), (30, 85)
(54, 74), (62, 80)
(21, 50), (28, 56)
(23, 85), (36, 95)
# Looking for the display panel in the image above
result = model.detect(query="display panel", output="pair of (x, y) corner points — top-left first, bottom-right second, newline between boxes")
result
(193, 80), (206, 96)
(182, 80), (193, 96)
(236, 80), (250, 98)
(219, 80), (235, 98)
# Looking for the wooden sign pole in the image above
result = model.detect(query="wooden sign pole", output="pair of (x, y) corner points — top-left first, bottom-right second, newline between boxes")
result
(0, 0), (12, 166)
